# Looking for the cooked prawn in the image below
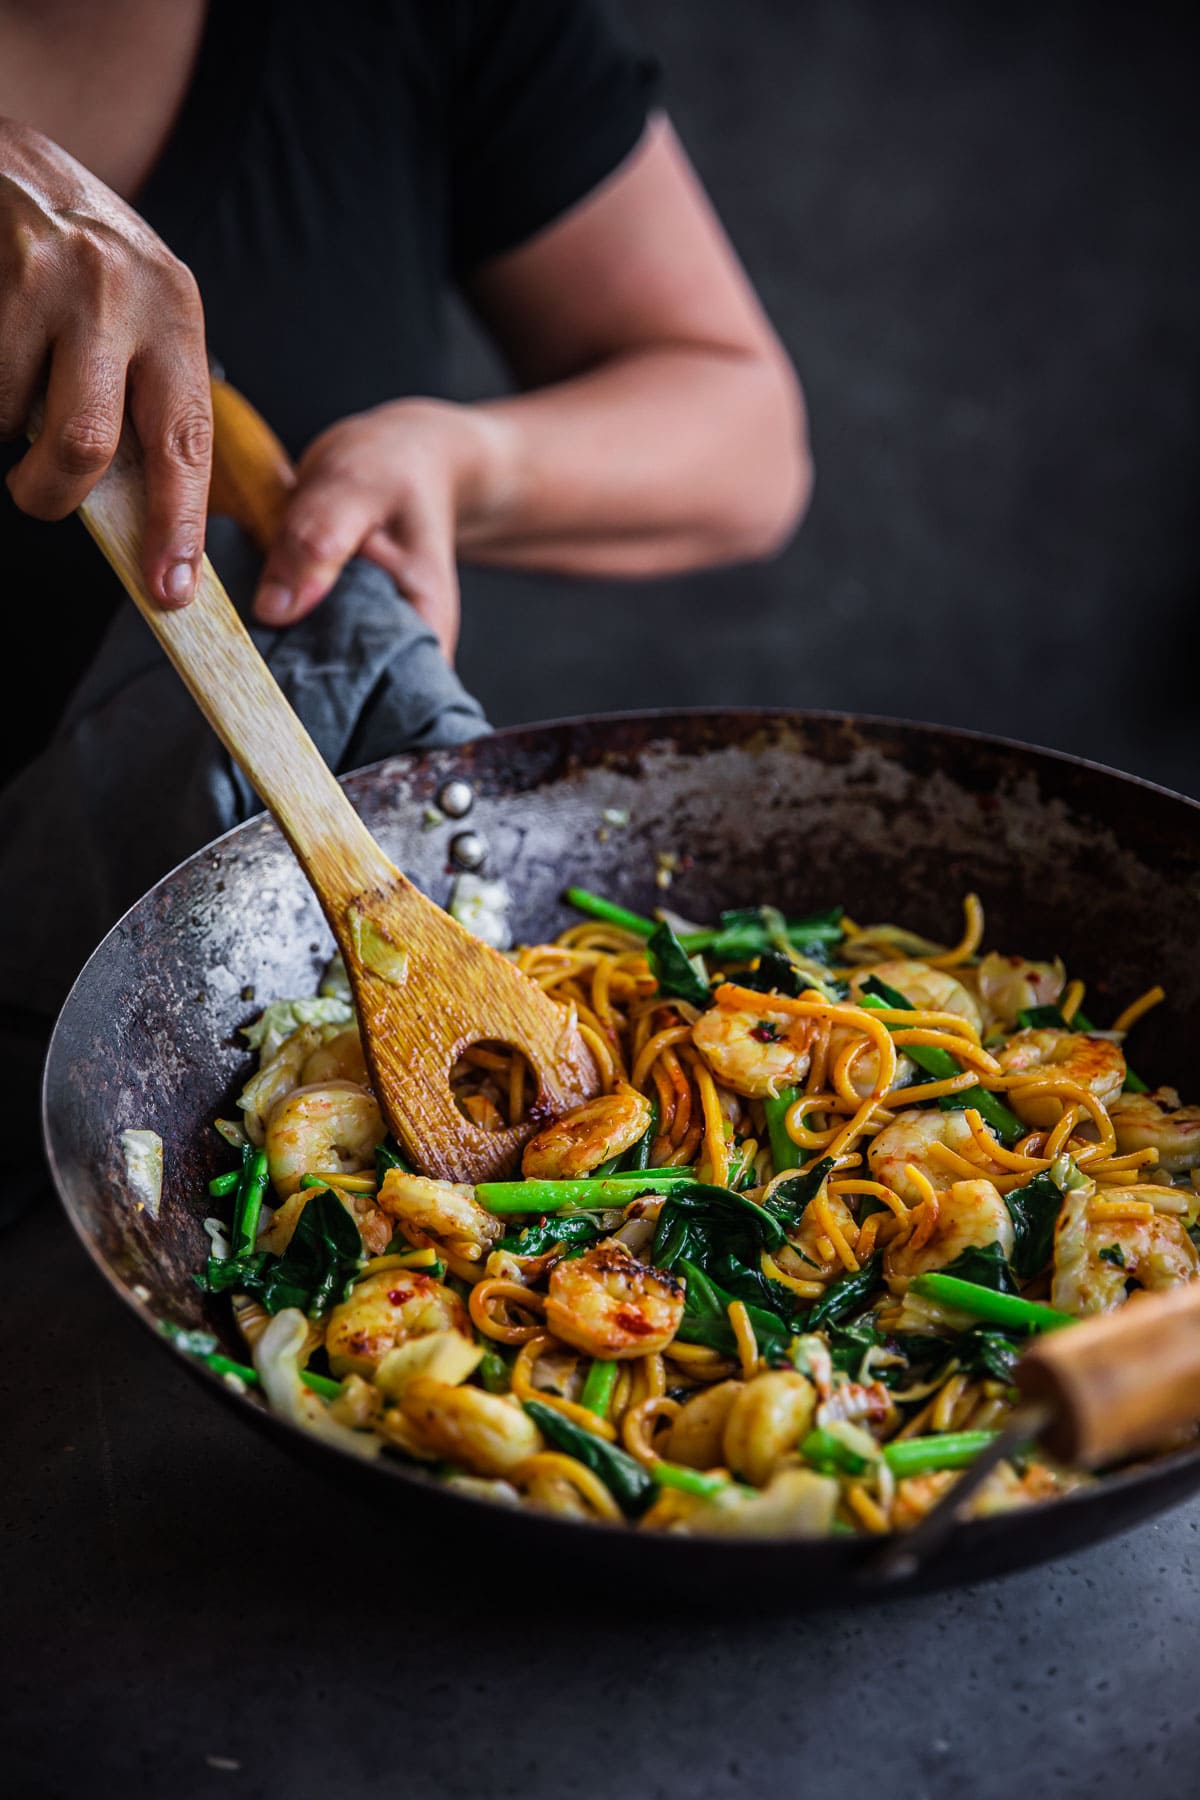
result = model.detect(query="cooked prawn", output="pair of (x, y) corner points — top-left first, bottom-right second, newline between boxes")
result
(867, 1109), (987, 1208)
(885, 1178), (1015, 1287)
(892, 1459), (1074, 1529)
(377, 1169), (505, 1263)
(692, 995), (813, 1098)
(521, 1083), (651, 1179)
(775, 1187), (861, 1282)
(325, 1270), (471, 1377)
(849, 960), (983, 1035)
(721, 1370), (817, 1486)
(1050, 1187), (1199, 1315)
(1110, 1087), (1200, 1173)
(398, 1377), (544, 1476)
(995, 1028), (1125, 1128)
(265, 1081), (384, 1198)
(544, 1240), (684, 1358)
(825, 1031), (915, 1101)
(666, 1379), (742, 1469)
(301, 1025), (369, 1087)
(973, 951), (1066, 1028)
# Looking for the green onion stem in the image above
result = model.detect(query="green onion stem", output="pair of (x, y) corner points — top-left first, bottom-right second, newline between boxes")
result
(178, 1341), (341, 1401)
(477, 1172), (695, 1214)
(230, 1149), (269, 1259)
(910, 1272), (1074, 1333)
(587, 1156), (624, 1181)
(564, 887), (655, 938)
(624, 1097), (660, 1172)
(763, 1086), (803, 1173)
(652, 1462), (747, 1500)
(800, 1427), (872, 1477)
(580, 1359), (619, 1418)
(207, 1169), (240, 1197)
(476, 1338), (511, 1395)
(883, 1430), (999, 1478)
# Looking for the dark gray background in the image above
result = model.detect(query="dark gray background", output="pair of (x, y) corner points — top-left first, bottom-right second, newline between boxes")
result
(457, 0), (1200, 798)
(8, 3), (1200, 1797)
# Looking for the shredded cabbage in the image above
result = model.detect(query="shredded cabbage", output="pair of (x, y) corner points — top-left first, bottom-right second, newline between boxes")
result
(254, 1309), (380, 1461)
(241, 995), (353, 1062)
(348, 908), (409, 986)
(448, 873), (512, 950)
(120, 1129), (163, 1220)
(203, 1217), (231, 1261)
(703, 1468), (840, 1537)
(319, 952), (352, 1003)
(237, 1020), (342, 1125)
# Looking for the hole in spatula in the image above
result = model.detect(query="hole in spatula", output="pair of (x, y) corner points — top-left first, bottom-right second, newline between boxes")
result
(451, 1039), (539, 1132)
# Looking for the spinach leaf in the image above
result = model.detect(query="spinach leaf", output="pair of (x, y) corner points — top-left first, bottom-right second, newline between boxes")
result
(675, 1257), (793, 1362)
(1004, 1171), (1064, 1279)
(496, 1214), (607, 1257)
(676, 1238), (798, 1360)
(734, 950), (803, 999)
(937, 1241), (1020, 1295)
(523, 1400), (655, 1515)
(761, 1156), (836, 1229)
(957, 1327), (1022, 1382)
(196, 1187), (363, 1317)
(689, 904), (844, 966)
(703, 1243), (804, 1327)
(652, 1182), (787, 1263)
(376, 1139), (410, 1183)
(826, 1315), (884, 1373)
(619, 1097), (659, 1172)
(646, 921), (711, 1008)
(1016, 1004), (1072, 1030)
(805, 1252), (883, 1330)
(827, 1320), (1022, 1388)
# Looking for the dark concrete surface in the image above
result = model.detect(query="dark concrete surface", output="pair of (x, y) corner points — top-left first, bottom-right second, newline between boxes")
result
(7, 1195), (1200, 1800)
(6, 1202), (1200, 1799)
(8, 3), (1200, 1796)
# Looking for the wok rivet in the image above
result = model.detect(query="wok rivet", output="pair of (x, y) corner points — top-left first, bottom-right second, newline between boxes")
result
(450, 829), (487, 871)
(438, 778), (474, 819)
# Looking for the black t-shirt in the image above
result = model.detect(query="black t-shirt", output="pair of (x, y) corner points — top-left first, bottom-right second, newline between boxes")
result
(0, 0), (658, 780)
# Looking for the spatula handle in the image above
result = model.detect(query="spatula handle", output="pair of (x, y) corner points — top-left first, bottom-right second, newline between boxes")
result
(207, 375), (295, 553)
(78, 432), (394, 911)
(1016, 1280), (1200, 1465)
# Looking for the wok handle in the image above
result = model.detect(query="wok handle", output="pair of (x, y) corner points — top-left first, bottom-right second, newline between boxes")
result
(207, 376), (296, 554)
(1016, 1281), (1200, 1465)
(77, 431), (394, 910)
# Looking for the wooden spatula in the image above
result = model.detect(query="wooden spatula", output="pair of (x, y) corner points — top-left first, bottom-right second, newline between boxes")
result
(875, 1278), (1200, 1576)
(76, 427), (598, 1182)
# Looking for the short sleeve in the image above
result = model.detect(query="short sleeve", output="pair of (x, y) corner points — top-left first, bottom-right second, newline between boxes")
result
(450, 0), (661, 274)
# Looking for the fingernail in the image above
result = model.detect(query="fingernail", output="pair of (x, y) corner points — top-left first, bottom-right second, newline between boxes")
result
(255, 582), (295, 623)
(163, 561), (197, 605)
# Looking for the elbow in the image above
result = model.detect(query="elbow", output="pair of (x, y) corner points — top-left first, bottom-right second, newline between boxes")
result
(716, 351), (813, 564)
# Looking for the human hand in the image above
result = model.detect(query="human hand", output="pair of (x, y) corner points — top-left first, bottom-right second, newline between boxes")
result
(251, 399), (511, 661)
(0, 119), (212, 606)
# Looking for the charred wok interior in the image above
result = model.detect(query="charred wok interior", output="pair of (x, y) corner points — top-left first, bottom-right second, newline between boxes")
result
(43, 713), (1200, 1595)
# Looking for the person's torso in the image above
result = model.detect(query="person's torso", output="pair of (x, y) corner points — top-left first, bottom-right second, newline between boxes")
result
(0, 0), (461, 775)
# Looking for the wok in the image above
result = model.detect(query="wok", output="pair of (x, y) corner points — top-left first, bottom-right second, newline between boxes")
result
(42, 709), (1200, 1603)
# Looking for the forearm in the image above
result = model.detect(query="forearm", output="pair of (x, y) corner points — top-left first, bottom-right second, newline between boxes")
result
(457, 341), (811, 577)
